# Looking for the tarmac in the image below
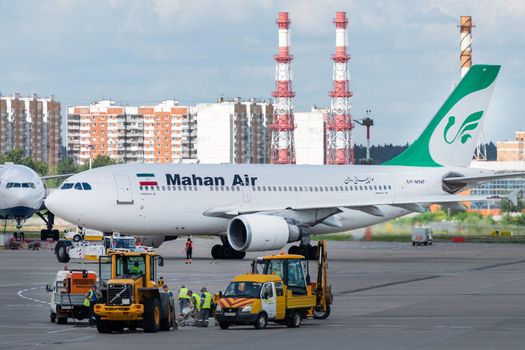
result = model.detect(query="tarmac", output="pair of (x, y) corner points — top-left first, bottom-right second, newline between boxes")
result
(1, 237), (524, 350)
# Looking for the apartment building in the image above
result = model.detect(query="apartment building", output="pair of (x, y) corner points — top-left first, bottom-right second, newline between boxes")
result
(67, 100), (196, 165)
(0, 93), (61, 165)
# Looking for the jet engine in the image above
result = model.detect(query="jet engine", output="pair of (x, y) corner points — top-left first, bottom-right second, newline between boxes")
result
(138, 235), (177, 248)
(227, 214), (301, 252)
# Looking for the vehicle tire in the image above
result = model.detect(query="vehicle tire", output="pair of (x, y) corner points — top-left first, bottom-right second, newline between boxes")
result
(412, 242), (416, 246)
(424, 242), (428, 246)
(73, 234), (82, 242)
(286, 310), (301, 328)
(254, 313), (267, 330)
(56, 242), (70, 263)
(96, 317), (112, 334)
(143, 298), (161, 333)
(56, 317), (67, 325)
(219, 321), (230, 330)
(50, 312), (56, 323)
(211, 244), (222, 259)
(159, 303), (172, 331)
(313, 304), (331, 319)
(112, 323), (124, 332)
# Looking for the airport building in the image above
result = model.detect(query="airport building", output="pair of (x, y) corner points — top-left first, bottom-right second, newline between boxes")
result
(0, 93), (61, 165)
(497, 131), (525, 161)
(67, 100), (196, 165)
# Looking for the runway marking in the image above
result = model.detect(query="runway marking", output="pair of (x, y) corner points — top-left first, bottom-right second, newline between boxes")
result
(338, 275), (440, 295)
(0, 282), (46, 288)
(16, 286), (50, 305)
(47, 327), (78, 334)
(7, 304), (44, 307)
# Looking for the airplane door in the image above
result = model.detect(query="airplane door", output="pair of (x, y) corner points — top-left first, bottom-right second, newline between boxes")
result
(261, 282), (276, 319)
(114, 174), (134, 205)
(243, 187), (251, 202)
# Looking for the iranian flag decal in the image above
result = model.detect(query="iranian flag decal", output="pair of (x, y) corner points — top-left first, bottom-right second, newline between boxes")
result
(137, 173), (157, 186)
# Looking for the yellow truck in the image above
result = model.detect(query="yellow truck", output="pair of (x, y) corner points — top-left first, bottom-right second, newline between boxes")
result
(215, 241), (332, 329)
(94, 251), (175, 333)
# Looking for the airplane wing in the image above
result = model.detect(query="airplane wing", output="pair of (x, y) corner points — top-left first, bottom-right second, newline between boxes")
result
(444, 172), (525, 186)
(41, 173), (74, 180)
(203, 193), (516, 221)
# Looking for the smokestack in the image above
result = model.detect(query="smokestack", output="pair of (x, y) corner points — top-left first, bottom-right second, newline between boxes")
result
(459, 16), (474, 79)
(269, 12), (296, 164)
(326, 11), (353, 165)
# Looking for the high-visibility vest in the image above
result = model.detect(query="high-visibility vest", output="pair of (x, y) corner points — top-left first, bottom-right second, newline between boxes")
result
(84, 290), (94, 307)
(202, 292), (211, 309)
(192, 294), (201, 311)
(178, 287), (190, 300)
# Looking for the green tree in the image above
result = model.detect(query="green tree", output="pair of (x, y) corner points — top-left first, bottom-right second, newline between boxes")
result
(80, 155), (118, 171)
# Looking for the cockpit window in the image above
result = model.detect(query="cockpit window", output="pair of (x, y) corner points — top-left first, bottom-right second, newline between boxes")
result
(74, 183), (83, 190)
(6, 183), (13, 189)
(82, 183), (92, 190)
(61, 183), (74, 190)
(22, 182), (35, 188)
(13, 183), (21, 188)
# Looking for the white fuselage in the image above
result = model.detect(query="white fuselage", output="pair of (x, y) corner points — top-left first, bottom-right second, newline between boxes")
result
(45, 163), (485, 237)
(0, 164), (46, 220)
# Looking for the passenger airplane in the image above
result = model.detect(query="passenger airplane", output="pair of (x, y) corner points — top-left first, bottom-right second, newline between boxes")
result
(0, 163), (64, 240)
(46, 65), (523, 259)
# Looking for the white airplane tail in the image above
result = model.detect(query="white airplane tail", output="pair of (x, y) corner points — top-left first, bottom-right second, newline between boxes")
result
(384, 65), (500, 167)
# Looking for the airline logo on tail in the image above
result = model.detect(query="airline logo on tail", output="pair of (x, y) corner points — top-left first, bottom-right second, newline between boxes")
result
(384, 65), (500, 168)
(443, 111), (483, 145)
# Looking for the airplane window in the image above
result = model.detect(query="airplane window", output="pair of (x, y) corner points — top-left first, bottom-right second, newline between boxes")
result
(309, 187), (313, 191)
(298, 187), (302, 192)
(283, 187), (287, 192)
(162, 186), (165, 191)
(273, 186), (277, 191)
(319, 187), (324, 192)
(359, 186), (363, 191)
(156, 186), (160, 191)
(82, 183), (92, 190)
(225, 186), (229, 191)
(314, 187), (318, 191)
(263, 186), (267, 191)
(178, 186), (182, 191)
(210, 186), (214, 191)
(140, 186), (143, 191)
(257, 186), (261, 191)
(60, 183), (74, 190)
(194, 186), (197, 191)
(288, 186), (292, 191)
(221, 186), (224, 191)
(168, 186), (171, 191)
(189, 186), (193, 191)
(12, 183), (21, 188)
(329, 186), (333, 191)
(389, 185), (392, 190)
(21, 183), (28, 188)
(183, 186), (186, 191)
(237, 187), (241, 191)
(6, 183), (13, 189)
(74, 183), (82, 190)
(252, 186), (256, 191)
(278, 186), (282, 191)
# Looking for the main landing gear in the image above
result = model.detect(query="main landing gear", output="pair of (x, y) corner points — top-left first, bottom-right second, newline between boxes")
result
(13, 218), (25, 241)
(288, 244), (318, 260)
(211, 237), (246, 260)
(36, 211), (59, 241)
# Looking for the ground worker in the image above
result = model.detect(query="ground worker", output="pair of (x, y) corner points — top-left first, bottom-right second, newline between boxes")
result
(162, 284), (173, 298)
(129, 261), (142, 275)
(198, 287), (212, 327)
(84, 285), (98, 326)
(178, 285), (190, 314)
(189, 290), (201, 314)
(158, 276), (165, 288)
(185, 237), (193, 264)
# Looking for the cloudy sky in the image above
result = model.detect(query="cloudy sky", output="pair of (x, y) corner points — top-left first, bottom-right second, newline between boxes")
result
(1, 0), (523, 145)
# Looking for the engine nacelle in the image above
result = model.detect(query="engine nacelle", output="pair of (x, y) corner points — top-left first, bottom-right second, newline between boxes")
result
(227, 214), (301, 252)
(137, 235), (177, 248)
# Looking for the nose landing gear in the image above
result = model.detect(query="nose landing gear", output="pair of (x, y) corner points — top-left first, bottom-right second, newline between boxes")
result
(211, 236), (246, 260)
(36, 211), (59, 241)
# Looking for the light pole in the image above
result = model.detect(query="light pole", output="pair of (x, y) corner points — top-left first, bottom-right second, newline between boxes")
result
(354, 109), (374, 164)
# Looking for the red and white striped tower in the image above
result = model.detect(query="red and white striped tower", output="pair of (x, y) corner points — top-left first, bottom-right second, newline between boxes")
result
(326, 11), (353, 165)
(270, 12), (296, 164)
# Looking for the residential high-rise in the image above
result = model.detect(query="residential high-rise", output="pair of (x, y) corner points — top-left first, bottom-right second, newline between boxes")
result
(0, 93), (61, 165)
(67, 100), (196, 165)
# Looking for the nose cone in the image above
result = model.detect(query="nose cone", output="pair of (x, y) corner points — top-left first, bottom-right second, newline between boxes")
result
(44, 189), (64, 217)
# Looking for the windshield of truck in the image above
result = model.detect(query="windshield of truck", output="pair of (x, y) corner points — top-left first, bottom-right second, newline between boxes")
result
(224, 282), (262, 298)
(115, 255), (146, 278)
(113, 238), (135, 249)
(99, 256), (112, 285)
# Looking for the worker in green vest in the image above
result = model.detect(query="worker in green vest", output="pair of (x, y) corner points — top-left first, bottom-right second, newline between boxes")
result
(84, 285), (98, 326)
(188, 290), (201, 316)
(198, 287), (212, 327)
(178, 285), (190, 315)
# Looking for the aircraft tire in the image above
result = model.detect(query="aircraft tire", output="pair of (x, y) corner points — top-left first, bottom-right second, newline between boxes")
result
(52, 230), (60, 241)
(211, 244), (222, 259)
(220, 245), (234, 259)
(233, 250), (246, 260)
(288, 246), (299, 255)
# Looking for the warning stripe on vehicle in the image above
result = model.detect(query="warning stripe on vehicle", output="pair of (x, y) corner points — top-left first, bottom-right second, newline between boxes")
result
(219, 298), (253, 308)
